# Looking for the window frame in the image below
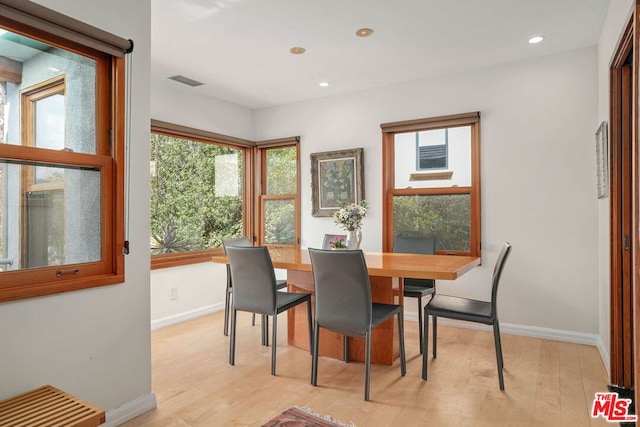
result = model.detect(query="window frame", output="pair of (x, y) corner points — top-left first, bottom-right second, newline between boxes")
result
(149, 120), (255, 270)
(21, 75), (67, 193)
(381, 112), (481, 256)
(255, 138), (300, 248)
(0, 18), (126, 302)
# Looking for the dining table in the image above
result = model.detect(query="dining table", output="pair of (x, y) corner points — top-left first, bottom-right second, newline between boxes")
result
(212, 246), (480, 365)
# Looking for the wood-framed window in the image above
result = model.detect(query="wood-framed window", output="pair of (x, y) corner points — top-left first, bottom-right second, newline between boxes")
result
(20, 75), (67, 268)
(381, 112), (481, 256)
(150, 120), (255, 270)
(256, 138), (300, 248)
(0, 18), (127, 302)
(149, 122), (301, 269)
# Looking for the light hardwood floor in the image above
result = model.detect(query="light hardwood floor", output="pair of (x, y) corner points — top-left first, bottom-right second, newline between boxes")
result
(122, 311), (610, 427)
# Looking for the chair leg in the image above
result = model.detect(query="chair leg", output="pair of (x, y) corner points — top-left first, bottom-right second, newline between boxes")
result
(422, 309), (429, 380)
(493, 320), (505, 390)
(343, 335), (349, 362)
(417, 295), (423, 354)
(397, 311), (407, 376)
(495, 321), (504, 369)
(311, 321), (320, 386)
(432, 315), (438, 358)
(364, 329), (372, 401)
(262, 315), (269, 346)
(271, 315), (278, 376)
(307, 300), (313, 354)
(252, 313), (256, 326)
(229, 308), (237, 366)
(223, 289), (231, 336)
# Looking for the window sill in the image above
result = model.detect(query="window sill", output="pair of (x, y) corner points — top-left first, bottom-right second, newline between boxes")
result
(151, 249), (224, 270)
(410, 171), (454, 181)
(0, 272), (124, 303)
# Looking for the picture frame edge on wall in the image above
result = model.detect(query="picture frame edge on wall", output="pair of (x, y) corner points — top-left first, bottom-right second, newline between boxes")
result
(596, 120), (609, 199)
(310, 147), (365, 217)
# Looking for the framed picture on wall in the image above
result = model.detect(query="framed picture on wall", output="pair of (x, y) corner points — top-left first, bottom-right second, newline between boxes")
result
(596, 121), (609, 199)
(310, 148), (364, 217)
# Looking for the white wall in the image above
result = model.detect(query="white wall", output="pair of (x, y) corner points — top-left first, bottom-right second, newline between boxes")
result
(0, 0), (154, 423)
(254, 48), (600, 336)
(596, 0), (634, 374)
(151, 76), (254, 140)
(149, 83), (253, 328)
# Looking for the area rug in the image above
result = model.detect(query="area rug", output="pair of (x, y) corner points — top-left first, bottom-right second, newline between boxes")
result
(261, 407), (355, 427)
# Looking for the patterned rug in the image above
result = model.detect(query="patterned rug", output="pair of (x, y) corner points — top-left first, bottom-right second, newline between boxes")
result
(261, 407), (355, 427)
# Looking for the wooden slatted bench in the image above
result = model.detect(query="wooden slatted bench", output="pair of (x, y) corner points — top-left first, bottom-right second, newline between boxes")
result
(0, 385), (105, 427)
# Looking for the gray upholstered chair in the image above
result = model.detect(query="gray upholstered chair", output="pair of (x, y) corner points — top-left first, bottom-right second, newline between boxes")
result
(222, 237), (287, 342)
(321, 234), (347, 249)
(393, 236), (436, 354)
(422, 242), (512, 390)
(308, 248), (406, 401)
(226, 245), (313, 375)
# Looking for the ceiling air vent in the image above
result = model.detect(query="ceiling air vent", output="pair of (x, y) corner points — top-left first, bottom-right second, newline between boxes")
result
(168, 75), (204, 87)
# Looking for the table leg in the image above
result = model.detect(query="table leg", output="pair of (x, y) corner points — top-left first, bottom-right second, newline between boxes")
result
(286, 270), (401, 365)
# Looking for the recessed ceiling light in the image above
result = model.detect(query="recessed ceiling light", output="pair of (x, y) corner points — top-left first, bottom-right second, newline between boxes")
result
(355, 28), (374, 38)
(528, 35), (544, 44)
(290, 47), (306, 55)
(319, 82), (330, 87)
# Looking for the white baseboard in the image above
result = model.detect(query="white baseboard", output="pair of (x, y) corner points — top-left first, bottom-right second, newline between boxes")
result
(151, 303), (224, 330)
(404, 311), (600, 346)
(498, 321), (599, 345)
(103, 392), (157, 427)
(596, 335), (611, 379)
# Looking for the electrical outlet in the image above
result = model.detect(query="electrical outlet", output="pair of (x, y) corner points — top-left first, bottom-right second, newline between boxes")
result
(169, 286), (178, 300)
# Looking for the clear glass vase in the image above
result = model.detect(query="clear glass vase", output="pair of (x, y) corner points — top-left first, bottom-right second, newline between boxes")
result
(346, 229), (362, 250)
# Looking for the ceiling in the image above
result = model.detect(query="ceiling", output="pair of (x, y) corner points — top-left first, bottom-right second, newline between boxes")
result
(151, 0), (610, 110)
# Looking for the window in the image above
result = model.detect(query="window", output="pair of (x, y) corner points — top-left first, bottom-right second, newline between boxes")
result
(0, 16), (128, 301)
(416, 128), (448, 170)
(382, 112), (480, 256)
(150, 120), (254, 269)
(21, 76), (66, 268)
(149, 123), (301, 268)
(257, 141), (299, 247)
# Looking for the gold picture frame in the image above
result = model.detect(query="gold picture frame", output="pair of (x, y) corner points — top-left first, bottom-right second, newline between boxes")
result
(310, 148), (364, 217)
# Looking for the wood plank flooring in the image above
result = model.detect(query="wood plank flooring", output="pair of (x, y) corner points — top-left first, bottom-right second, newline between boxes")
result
(122, 312), (611, 426)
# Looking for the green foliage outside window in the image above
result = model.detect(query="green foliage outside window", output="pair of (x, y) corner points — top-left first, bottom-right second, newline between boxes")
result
(264, 199), (295, 245)
(266, 147), (296, 195)
(393, 194), (470, 252)
(150, 133), (244, 254)
(263, 146), (296, 245)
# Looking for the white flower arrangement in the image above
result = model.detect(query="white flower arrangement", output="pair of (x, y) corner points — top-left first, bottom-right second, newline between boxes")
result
(333, 200), (368, 231)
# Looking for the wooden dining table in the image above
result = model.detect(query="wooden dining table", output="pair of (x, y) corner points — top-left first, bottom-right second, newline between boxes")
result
(212, 247), (480, 365)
